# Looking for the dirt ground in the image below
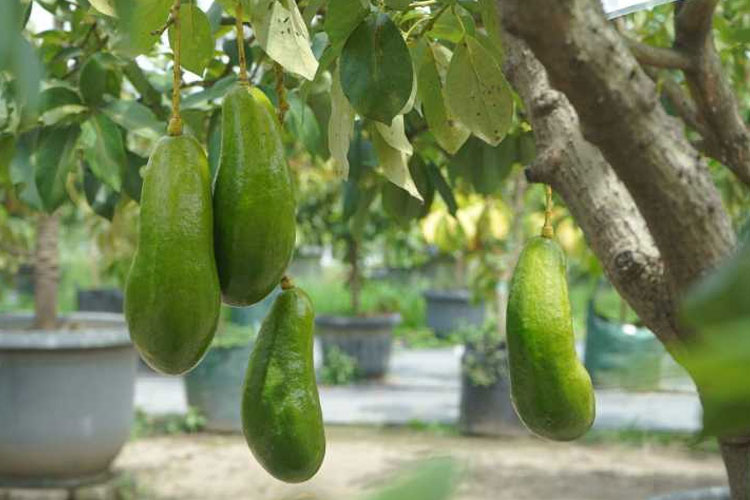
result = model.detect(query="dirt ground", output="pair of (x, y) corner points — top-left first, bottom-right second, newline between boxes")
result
(115, 426), (727, 500)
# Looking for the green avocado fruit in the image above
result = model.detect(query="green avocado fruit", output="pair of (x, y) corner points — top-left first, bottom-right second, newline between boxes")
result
(213, 84), (296, 306)
(506, 236), (595, 441)
(241, 279), (325, 483)
(124, 134), (220, 375)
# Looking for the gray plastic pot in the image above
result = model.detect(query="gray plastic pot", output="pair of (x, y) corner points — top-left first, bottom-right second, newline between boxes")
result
(0, 312), (137, 488)
(315, 314), (400, 378)
(424, 289), (485, 338)
(184, 341), (254, 432)
(459, 343), (521, 436)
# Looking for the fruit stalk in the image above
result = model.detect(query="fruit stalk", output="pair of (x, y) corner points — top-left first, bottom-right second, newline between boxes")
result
(168, 0), (183, 136)
(235, 1), (249, 85)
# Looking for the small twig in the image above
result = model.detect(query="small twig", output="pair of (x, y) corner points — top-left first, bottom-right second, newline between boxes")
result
(151, 16), (175, 37)
(625, 38), (693, 70)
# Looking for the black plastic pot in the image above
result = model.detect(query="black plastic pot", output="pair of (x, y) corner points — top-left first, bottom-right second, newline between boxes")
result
(77, 288), (124, 313)
(315, 314), (400, 378)
(0, 312), (137, 488)
(424, 289), (485, 338)
(459, 343), (521, 436)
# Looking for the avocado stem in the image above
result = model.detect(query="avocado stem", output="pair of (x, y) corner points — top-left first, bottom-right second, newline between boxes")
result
(235, 1), (250, 86)
(542, 185), (554, 238)
(280, 275), (294, 290)
(168, 0), (183, 137)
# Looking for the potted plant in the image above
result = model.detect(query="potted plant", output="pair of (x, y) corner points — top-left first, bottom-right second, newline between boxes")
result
(0, 6), (149, 486)
(184, 311), (257, 432)
(458, 321), (521, 436)
(315, 232), (401, 379)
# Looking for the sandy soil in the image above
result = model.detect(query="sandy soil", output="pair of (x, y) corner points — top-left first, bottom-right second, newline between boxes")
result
(114, 426), (726, 500)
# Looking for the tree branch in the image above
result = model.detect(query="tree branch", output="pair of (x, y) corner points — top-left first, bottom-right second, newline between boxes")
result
(503, 33), (680, 346)
(499, 0), (735, 300)
(674, 0), (750, 187)
(625, 38), (693, 70)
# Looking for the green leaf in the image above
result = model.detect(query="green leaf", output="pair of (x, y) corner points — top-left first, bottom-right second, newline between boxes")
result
(449, 135), (515, 195)
(101, 99), (165, 141)
(222, 37), (253, 67)
(206, 1), (224, 32)
(182, 75), (237, 108)
(417, 42), (470, 154)
(10, 130), (42, 210)
(425, 162), (457, 216)
(328, 66), (355, 178)
(427, 6), (474, 44)
(340, 13), (414, 124)
(40, 104), (88, 127)
(478, 0), (503, 57)
(79, 54), (122, 106)
(324, 0), (368, 44)
(445, 35), (513, 146)
(124, 151), (145, 203)
(385, 0), (411, 10)
(382, 181), (424, 227)
(285, 92), (323, 157)
(251, 0), (319, 81)
(89, 0), (117, 17)
(34, 125), (80, 213)
(347, 121), (377, 181)
(80, 113), (126, 192)
(303, 0), (326, 26)
(364, 458), (459, 500)
(169, 4), (214, 76)
(83, 163), (119, 220)
(39, 86), (82, 114)
(372, 126), (422, 201)
(114, 0), (172, 56)
(0, 134), (15, 187)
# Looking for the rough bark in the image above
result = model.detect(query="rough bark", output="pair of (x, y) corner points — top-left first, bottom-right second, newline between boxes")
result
(499, 0), (735, 302)
(33, 213), (59, 330)
(674, 0), (750, 187)
(502, 34), (679, 345)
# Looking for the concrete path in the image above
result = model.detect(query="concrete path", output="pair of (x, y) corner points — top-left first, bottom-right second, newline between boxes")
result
(135, 346), (702, 432)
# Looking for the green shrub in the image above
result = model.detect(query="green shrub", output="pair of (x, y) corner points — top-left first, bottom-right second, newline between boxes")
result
(320, 345), (358, 385)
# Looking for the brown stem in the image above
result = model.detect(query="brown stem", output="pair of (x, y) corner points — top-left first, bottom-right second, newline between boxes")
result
(33, 213), (59, 330)
(348, 238), (361, 315)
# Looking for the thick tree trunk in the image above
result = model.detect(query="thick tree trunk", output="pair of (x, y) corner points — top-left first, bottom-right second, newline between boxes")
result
(502, 33), (679, 344)
(33, 213), (59, 330)
(498, 8), (747, 494)
(499, 0), (735, 300)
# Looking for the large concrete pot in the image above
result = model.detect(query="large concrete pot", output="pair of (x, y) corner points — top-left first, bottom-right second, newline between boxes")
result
(184, 341), (254, 432)
(0, 312), (137, 488)
(424, 289), (485, 338)
(315, 314), (400, 378)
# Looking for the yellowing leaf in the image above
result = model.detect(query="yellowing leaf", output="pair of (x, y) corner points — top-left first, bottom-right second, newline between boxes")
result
(375, 115), (413, 155)
(251, 0), (319, 80)
(89, 0), (117, 17)
(372, 127), (422, 202)
(328, 65), (355, 178)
